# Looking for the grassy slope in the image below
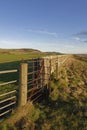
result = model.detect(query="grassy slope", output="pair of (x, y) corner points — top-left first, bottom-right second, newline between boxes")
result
(0, 48), (62, 63)
(0, 49), (46, 63)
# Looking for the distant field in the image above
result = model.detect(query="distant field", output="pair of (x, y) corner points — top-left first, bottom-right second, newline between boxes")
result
(0, 48), (62, 63)
(0, 53), (46, 63)
(0, 49), (47, 71)
(74, 54), (87, 62)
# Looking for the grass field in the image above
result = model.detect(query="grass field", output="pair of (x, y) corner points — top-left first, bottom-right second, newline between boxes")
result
(0, 48), (62, 63)
(0, 52), (45, 63)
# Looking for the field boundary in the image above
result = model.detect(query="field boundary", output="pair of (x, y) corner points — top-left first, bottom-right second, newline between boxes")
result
(0, 55), (70, 120)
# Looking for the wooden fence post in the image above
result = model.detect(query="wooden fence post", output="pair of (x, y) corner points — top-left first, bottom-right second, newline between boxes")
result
(43, 58), (48, 86)
(56, 57), (59, 80)
(19, 63), (28, 106)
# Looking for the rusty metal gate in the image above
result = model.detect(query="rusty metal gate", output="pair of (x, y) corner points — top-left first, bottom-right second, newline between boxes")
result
(27, 58), (45, 102)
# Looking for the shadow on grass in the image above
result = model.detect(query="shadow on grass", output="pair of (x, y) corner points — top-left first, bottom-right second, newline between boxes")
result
(0, 61), (21, 83)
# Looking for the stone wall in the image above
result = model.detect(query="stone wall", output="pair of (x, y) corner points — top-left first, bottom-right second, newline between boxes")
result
(43, 55), (69, 85)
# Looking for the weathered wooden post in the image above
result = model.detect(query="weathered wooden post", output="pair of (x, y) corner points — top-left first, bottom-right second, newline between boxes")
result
(40, 58), (43, 88)
(50, 58), (52, 74)
(43, 57), (49, 86)
(56, 56), (59, 80)
(48, 58), (52, 95)
(19, 63), (28, 106)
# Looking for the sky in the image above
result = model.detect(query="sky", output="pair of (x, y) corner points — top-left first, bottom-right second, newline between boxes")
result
(0, 0), (87, 53)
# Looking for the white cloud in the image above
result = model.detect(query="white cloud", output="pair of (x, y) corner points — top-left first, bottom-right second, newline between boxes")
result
(73, 36), (87, 43)
(73, 37), (80, 41)
(27, 29), (57, 37)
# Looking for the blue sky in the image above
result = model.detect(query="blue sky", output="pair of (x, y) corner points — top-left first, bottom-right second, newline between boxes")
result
(0, 0), (87, 53)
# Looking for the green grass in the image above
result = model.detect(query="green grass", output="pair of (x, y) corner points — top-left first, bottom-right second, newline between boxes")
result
(0, 53), (46, 63)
